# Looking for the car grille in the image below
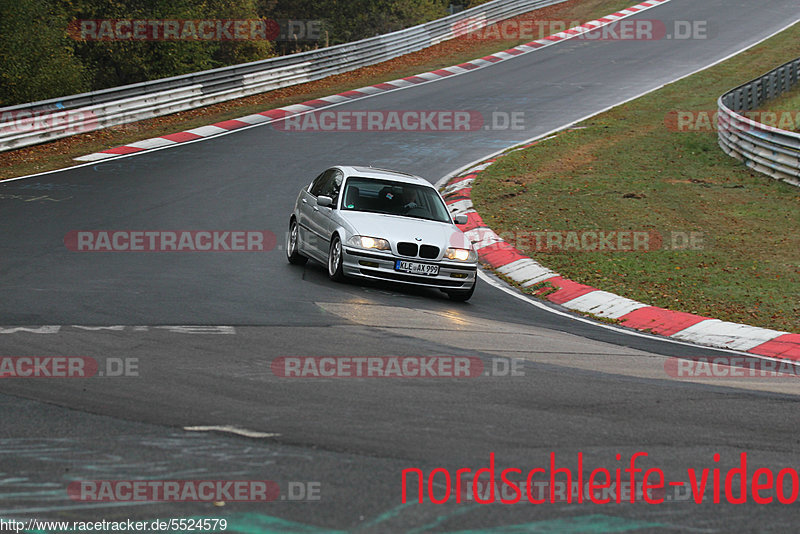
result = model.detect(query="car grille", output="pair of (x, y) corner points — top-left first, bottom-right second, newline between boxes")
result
(397, 242), (418, 256)
(419, 245), (439, 259)
(396, 242), (440, 259)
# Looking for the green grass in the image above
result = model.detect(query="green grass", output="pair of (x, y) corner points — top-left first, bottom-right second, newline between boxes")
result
(472, 23), (800, 332)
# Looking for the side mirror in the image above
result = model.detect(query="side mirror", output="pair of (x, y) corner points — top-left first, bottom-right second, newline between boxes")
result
(317, 195), (333, 207)
(454, 214), (468, 225)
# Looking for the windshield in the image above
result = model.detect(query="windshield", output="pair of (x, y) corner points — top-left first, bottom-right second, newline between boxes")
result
(340, 177), (452, 223)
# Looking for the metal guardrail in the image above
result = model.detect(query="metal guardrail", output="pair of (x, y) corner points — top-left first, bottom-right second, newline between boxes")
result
(0, 0), (565, 152)
(717, 57), (800, 187)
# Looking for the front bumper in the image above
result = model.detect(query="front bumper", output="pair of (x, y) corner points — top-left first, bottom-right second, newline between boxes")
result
(343, 247), (477, 289)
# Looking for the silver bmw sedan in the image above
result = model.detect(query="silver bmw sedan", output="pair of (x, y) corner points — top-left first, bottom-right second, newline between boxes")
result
(287, 166), (478, 301)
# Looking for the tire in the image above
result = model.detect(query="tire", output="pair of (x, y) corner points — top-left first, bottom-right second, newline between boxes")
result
(286, 219), (308, 265)
(444, 278), (476, 302)
(327, 235), (345, 282)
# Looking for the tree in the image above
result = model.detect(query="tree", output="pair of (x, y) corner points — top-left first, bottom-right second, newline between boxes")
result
(0, 0), (88, 105)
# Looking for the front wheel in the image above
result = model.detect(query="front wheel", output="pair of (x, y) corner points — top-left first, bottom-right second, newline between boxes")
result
(286, 219), (308, 265)
(328, 235), (345, 282)
(444, 278), (476, 302)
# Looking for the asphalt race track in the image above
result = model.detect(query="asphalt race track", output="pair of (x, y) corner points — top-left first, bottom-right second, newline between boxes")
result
(1, 0), (799, 531)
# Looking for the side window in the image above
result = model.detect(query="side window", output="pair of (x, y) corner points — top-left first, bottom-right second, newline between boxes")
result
(309, 169), (334, 196)
(320, 170), (344, 205)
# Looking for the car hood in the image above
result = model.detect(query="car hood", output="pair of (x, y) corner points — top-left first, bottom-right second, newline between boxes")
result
(339, 211), (471, 249)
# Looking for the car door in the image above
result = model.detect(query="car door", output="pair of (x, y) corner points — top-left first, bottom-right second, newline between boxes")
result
(302, 168), (344, 258)
(297, 170), (331, 258)
(315, 170), (344, 252)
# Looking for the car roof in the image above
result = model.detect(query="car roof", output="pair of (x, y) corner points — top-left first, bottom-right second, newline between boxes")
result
(337, 166), (432, 187)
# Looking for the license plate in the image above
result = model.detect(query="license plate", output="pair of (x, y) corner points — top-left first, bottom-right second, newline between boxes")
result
(395, 260), (439, 276)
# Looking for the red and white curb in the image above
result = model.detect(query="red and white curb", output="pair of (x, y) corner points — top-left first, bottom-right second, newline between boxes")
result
(74, 0), (672, 162)
(441, 145), (800, 362)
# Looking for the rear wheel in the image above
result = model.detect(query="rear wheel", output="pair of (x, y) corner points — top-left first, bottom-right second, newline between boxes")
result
(328, 235), (345, 282)
(444, 278), (476, 302)
(286, 219), (307, 265)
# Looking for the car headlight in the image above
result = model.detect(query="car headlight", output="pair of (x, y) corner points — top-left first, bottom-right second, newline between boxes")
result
(446, 247), (477, 262)
(347, 235), (391, 251)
